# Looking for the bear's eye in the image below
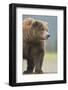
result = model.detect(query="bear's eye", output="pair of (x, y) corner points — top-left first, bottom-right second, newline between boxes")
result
(38, 24), (44, 30)
(41, 26), (44, 30)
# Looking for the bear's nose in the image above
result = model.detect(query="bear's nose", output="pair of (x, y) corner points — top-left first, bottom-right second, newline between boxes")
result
(47, 34), (50, 38)
(46, 34), (50, 39)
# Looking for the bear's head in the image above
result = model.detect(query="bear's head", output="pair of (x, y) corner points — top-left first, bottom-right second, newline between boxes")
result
(31, 20), (50, 40)
(23, 18), (50, 42)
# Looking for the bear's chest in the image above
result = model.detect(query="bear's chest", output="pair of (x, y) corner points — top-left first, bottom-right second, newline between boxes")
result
(23, 41), (44, 59)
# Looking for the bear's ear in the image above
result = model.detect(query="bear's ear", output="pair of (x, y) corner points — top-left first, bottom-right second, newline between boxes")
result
(32, 20), (39, 27)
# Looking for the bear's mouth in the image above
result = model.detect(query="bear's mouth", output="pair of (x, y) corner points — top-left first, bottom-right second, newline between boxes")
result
(40, 35), (50, 40)
(40, 37), (47, 40)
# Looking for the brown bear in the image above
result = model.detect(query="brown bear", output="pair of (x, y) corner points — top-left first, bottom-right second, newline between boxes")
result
(23, 18), (50, 74)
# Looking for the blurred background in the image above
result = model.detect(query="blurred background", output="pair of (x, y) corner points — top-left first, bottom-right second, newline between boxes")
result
(23, 15), (57, 73)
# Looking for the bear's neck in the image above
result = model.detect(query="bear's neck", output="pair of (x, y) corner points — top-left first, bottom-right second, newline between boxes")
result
(25, 40), (44, 46)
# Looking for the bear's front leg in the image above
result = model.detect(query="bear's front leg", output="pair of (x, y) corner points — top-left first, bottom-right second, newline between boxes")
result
(34, 50), (44, 74)
(23, 57), (34, 74)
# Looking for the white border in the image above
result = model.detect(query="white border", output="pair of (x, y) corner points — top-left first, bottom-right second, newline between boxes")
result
(16, 7), (64, 83)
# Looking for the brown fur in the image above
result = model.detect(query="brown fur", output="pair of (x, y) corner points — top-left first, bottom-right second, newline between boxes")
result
(23, 18), (50, 74)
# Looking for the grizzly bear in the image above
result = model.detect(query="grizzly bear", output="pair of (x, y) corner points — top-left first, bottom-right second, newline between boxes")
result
(23, 18), (50, 74)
